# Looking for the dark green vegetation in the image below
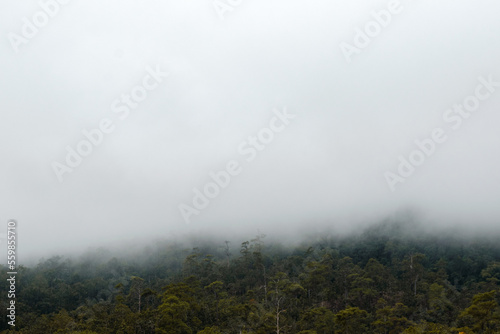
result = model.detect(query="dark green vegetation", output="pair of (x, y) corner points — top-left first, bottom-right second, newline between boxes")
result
(2, 221), (500, 333)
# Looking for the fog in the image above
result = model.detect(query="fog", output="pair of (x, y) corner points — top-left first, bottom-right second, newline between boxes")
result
(1, 0), (499, 262)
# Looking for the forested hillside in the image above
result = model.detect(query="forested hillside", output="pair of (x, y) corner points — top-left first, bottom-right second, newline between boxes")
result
(2, 221), (500, 333)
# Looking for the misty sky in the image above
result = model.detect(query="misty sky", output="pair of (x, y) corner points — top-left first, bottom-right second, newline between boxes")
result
(1, 0), (500, 261)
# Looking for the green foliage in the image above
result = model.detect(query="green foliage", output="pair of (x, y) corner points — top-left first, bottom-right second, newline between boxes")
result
(334, 306), (369, 333)
(2, 223), (500, 333)
(197, 326), (222, 334)
(402, 321), (454, 333)
(371, 299), (412, 333)
(298, 307), (334, 334)
(458, 290), (500, 333)
(157, 295), (192, 333)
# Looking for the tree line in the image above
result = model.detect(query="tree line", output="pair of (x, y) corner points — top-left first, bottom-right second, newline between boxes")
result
(1, 220), (500, 333)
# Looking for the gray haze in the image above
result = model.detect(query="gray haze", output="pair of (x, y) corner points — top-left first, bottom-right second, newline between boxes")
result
(1, 0), (500, 261)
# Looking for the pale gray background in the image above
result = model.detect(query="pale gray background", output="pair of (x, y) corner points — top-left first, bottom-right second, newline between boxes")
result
(1, 0), (499, 261)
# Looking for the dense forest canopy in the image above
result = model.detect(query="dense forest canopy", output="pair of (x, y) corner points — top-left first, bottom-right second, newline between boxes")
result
(2, 220), (500, 333)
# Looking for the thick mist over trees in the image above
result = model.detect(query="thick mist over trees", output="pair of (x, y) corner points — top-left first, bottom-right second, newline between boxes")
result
(2, 0), (500, 259)
(2, 1), (500, 332)
(2, 220), (500, 333)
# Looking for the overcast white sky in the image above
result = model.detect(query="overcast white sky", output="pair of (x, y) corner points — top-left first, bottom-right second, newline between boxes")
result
(1, 0), (500, 261)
